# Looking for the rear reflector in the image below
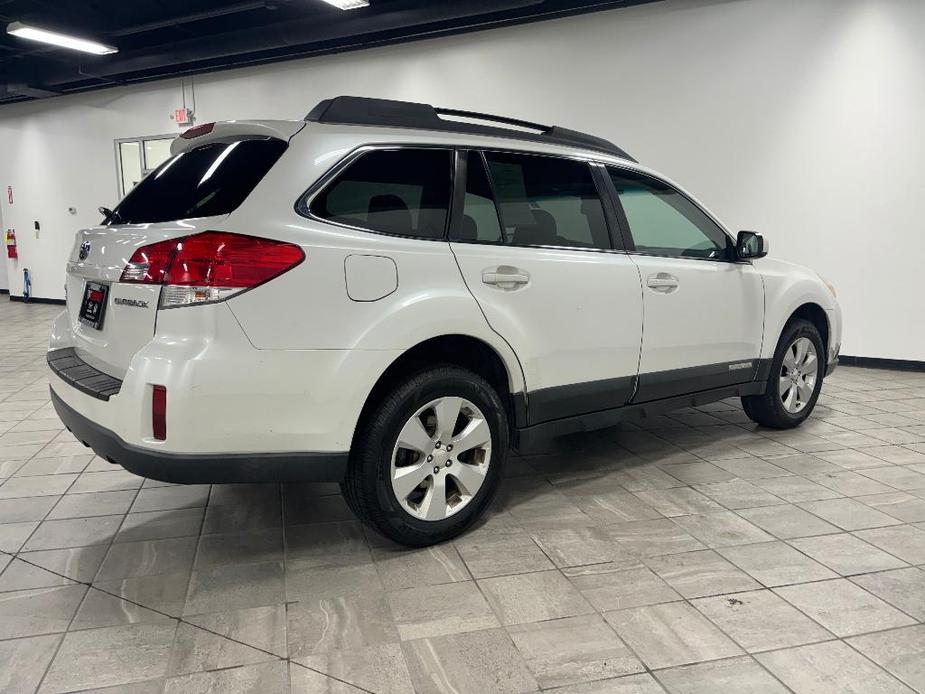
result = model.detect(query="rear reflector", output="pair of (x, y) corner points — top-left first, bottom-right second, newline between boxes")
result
(120, 231), (304, 307)
(152, 385), (167, 441)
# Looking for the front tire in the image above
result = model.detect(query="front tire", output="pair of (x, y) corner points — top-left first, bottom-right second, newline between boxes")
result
(343, 365), (508, 546)
(742, 319), (825, 429)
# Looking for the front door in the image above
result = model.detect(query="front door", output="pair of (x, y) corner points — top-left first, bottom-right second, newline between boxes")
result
(451, 150), (643, 425)
(605, 166), (764, 402)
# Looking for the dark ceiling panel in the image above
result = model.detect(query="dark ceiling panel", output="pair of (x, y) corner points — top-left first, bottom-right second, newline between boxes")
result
(0, 0), (662, 104)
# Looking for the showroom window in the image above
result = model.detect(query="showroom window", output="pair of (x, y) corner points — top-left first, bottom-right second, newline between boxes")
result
(471, 151), (610, 250)
(112, 138), (288, 224)
(115, 135), (176, 198)
(608, 168), (730, 259)
(311, 148), (452, 239)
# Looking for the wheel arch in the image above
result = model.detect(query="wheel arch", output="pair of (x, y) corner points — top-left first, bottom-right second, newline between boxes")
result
(786, 302), (830, 357)
(351, 334), (525, 451)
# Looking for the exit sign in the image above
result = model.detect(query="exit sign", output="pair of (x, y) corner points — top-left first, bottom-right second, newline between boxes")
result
(174, 108), (193, 125)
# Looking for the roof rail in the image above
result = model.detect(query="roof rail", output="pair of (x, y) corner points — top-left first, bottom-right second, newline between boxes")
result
(305, 96), (636, 162)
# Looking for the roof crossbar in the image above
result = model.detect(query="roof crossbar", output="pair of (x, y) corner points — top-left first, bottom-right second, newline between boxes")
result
(305, 96), (635, 162)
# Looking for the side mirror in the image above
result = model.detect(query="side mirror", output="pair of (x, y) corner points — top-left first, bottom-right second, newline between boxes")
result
(736, 230), (768, 260)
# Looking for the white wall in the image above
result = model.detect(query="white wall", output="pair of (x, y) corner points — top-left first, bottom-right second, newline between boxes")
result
(1, 0), (922, 360)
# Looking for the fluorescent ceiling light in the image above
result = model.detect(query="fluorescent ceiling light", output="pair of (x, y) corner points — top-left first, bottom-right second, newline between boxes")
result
(318, 0), (370, 10)
(6, 21), (118, 55)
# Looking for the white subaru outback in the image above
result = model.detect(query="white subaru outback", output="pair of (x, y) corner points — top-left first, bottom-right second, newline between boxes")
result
(49, 96), (842, 545)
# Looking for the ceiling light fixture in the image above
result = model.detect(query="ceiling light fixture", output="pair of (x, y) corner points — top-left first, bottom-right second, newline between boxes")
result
(318, 0), (370, 10)
(6, 21), (118, 55)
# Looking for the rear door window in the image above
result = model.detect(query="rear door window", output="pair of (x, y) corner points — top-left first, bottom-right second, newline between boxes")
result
(113, 138), (287, 224)
(311, 148), (453, 239)
(474, 151), (611, 250)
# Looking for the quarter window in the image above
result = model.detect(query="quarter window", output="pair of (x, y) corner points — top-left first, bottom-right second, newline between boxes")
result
(311, 148), (452, 239)
(466, 151), (610, 250)
(608, 168), (730, 259)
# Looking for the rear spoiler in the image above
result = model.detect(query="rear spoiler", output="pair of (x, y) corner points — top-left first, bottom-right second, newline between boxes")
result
(170, 120), (306, 155)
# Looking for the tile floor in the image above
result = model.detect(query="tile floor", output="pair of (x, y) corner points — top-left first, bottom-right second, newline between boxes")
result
(2, 298), (925, 693)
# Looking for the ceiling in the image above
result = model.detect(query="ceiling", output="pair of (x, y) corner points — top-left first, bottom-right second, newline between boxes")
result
(0, 0), (662, 105)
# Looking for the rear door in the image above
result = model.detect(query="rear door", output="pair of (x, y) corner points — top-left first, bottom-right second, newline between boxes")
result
(450, 150), (643, 425)
(604, 167), (764, 401)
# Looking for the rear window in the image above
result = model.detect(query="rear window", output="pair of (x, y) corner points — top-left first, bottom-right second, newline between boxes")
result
(111, 138), (287, 224)
(310, 148), (452, 239)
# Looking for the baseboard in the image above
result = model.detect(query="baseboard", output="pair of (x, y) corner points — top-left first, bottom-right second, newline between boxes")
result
(839, 355), (925, 372)
(8, 294), (66, 305)
(0, 288), (8, 295)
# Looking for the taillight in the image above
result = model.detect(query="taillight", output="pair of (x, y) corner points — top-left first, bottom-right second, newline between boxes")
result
(121, 231), (304, 308)
(180, 122), (215, 139)
(152, 385), (167, 440)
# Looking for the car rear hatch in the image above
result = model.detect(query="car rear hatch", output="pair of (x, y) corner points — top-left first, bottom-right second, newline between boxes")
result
(62, 121), (301, 379)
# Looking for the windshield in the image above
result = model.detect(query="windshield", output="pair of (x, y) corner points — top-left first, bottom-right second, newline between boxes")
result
(111, 138), (287, 224)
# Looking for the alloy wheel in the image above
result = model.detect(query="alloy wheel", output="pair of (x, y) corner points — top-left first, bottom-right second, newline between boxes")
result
(390, 396), (492, 521)
(779, 336), (818, 414)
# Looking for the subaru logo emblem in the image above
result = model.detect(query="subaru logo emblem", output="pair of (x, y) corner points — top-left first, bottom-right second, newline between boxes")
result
(78, 241), (91, 261)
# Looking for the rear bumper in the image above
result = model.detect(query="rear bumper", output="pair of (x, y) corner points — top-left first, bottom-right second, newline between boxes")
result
(51, 388), (347, 484)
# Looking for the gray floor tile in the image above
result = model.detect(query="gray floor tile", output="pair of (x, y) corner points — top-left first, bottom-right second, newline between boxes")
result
(798, 498), (902, 530)
(455, 531), (554, 578)
(862, 465), (925, 491)
(40, 622), (177, 693)
(116, 507), (205, 542)
(848, 625), (925, 694)
(656, 655), (790, 694)
(73, 572), (190, 629)
(130, 485), (211, 512)
(819, 449), (894, 471)
(543, 673), (665, 693)
(165, 660), (287, 694)
(712, 457), (790, 479)
(570, 490), (664, 524)
(0, 520), (39, 551)
(850, 567), (925, 620)
(857, 491), (925, 523)
(508, 614), (644, 689)
(0, 633), (62, 694)
(292, 643), (414, 694)
(692, 479), (783, 510)
(170, 605), (286, 675)
(286, 555), (382, 602)
(479, 569), (593, 626)
(289, 592), (399, 656)
(185, 560), (285, 615)
(371, 543), (469, 589)
(775, 578), (915, 637)
(855, 524), (925, 564)
(659, 461), (735, 485)
(68, 470), (144, 494)
(671, 511), (774, 548)
(736, 503), (840, 539)
(24, 515), (122, 551)
(789, 533), (908, 575)
(284, 521), (370, 569)
(0, 495), (58, 523)
(691, 589), (832, 652)
(194, 528), (283, 569)
(11, 545), (107, 583)
(605, 601), (743, 669)
(765, 453), (842, 476)
(718, 540), (837, 586)
(565, 564), (681, 611)
(402, 628), (537, 694)
(0, 474), (77, 499)
(0, 584), (86, 639)
(756, 640), (914, 694)
(46, 490), (136, 519)
(632, 488), (723, 517)
(606, 519), (706, 557)
(96, 536), (197, 580)
(645, 550), (760, 598)
(530, 526), (641, 569)
(751, 476), (842, 503)
(388, 579), (498, 640)
(806, 470), (896, 496)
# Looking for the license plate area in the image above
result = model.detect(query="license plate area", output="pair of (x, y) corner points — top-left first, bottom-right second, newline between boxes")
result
(79, 281), (109, 330)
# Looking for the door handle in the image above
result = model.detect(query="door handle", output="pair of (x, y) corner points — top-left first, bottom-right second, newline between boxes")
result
(482, 266), (530, 289)
(646, 272), (680, 293)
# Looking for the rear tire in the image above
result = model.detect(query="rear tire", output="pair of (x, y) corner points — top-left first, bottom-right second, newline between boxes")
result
(343, 365), (508, 546)
(742, 319), (825, 429)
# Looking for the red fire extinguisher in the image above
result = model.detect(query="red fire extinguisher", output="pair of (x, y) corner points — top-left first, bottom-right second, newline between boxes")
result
(5, 229), (16, 259)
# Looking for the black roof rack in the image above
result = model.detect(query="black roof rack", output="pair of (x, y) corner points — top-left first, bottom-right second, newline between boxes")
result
(305, 96), (636, 162)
